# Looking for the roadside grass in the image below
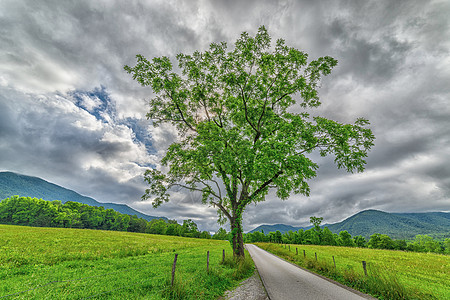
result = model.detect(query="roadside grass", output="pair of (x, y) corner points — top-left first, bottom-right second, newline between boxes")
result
(164, 252), (254, 299)
(0, 224), (253, 299)
(255, 243), (449, 300)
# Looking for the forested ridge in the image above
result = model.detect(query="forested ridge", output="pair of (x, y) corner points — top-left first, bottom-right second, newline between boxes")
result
(244, 217), (450, 255)
(0, 172), (164, 221)
(249, 210), (450, 240)
(0, 196), (228, 240)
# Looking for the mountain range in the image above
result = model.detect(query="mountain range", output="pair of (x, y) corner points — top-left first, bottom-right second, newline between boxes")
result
(1, 171), (449, 239)
(249, 209), (450, 240)
(0, 171), (165, 221)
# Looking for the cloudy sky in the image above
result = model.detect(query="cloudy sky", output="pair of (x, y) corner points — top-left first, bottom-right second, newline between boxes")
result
(1, 0), (449, 232)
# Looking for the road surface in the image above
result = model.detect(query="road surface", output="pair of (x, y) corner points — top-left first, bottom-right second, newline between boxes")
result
(246, 244), (373, 300)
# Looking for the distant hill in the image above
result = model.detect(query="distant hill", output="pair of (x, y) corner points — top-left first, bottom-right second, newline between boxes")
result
(248, 224), (311, 234)
(327, 210), (450, 239)
(0, 171), (166, 221)
(248, 209), (450, 240)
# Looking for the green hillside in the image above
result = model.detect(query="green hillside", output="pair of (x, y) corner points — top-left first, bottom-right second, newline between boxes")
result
(248, 224), (311, 234)
(0, 171), (165, 221)
(249, 209), (450, 240)
(327, 209), (450, 239)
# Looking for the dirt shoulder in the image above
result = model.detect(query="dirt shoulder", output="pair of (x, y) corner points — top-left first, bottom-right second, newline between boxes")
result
(221, 270), (269, 300)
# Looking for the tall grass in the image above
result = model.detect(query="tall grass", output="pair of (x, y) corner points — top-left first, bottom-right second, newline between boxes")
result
(255, 243), (448, 300)
(221, 251), (254, 280)
(0, 224), (253, 299)
(164, 251), (254, 299)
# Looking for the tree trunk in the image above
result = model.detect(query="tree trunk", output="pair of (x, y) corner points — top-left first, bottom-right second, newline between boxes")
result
(230, 218), (245, 258)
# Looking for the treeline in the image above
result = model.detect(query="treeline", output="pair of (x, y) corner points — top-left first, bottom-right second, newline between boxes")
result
(0, 196), (228, 240)
(244, 217), (450, 254)
(3, 196), (448, 254)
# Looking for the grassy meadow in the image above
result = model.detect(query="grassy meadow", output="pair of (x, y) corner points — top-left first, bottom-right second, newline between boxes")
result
(255, 242), (449, 300)
(0, 225), (253, 299)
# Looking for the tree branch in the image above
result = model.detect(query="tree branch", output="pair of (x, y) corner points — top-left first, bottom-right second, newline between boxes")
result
(247, 170), (283, 204)
(210, 201), (232, 220)
(201, 99), (211, 122)
(217, 165), (234, 201)
(166, 91), (197, 132)
(171, 183), (202, 192)
(196, 177), (222, 200)
(213, 118), (223, 128)
(232, 175), (238, 201)
(210, 178), (223, 200)
(271, 92), (290, 109)
(171, 183), (221, 201)
(256, 77), (277, 131)
(240, 85), (259, 133)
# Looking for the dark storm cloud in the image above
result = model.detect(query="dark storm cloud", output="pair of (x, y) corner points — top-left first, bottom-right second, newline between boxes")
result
(0, 100), (17, 138)
(326, 20), (413, 85)
(1, 0), (449, 230)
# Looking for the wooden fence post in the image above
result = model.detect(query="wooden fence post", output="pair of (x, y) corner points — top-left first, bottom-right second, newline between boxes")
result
(303, 250), (306, 258)
(362, 261), (367, 276)
(207, 251), (210, 273)
(332, 256), (336, 269)
(222, 249), (225, 264)
(171, 253), (178, 286)
(296, 248), (298, 255)
(288, 245), (290, 251)
(315, 252), (317, 261)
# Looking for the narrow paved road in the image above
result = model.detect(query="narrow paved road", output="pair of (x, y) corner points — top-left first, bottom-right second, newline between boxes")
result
(246, 244), (373, 300)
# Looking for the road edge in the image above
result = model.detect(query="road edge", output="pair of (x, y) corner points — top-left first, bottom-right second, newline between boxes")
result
(245, 244), (272, 300)
(246, 244), (377, 300)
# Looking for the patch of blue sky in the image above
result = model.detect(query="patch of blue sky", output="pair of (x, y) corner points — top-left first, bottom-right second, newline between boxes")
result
(134, 161), (156, 169)
(69, 86), (156, 155)
(122, 117), (156, 154)
(69, 86), (116, 123)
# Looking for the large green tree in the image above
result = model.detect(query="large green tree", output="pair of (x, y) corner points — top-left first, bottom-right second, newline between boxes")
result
(125, 26), (374, 258)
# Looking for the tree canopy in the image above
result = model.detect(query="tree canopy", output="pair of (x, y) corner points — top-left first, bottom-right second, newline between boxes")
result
(125, 26), (375, 257)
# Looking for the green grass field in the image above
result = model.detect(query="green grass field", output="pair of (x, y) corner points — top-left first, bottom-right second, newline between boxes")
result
(0, 225), (253, 299)
(255, 242), (450, 300)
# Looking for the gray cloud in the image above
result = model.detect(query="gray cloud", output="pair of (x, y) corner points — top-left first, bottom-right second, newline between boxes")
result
(0, 87), (155, 205)
(0, 0), (449, 231)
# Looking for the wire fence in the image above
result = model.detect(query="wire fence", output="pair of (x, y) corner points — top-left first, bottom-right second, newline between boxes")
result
(1, 249), (223, 299)
(280, 243), (370, 275)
